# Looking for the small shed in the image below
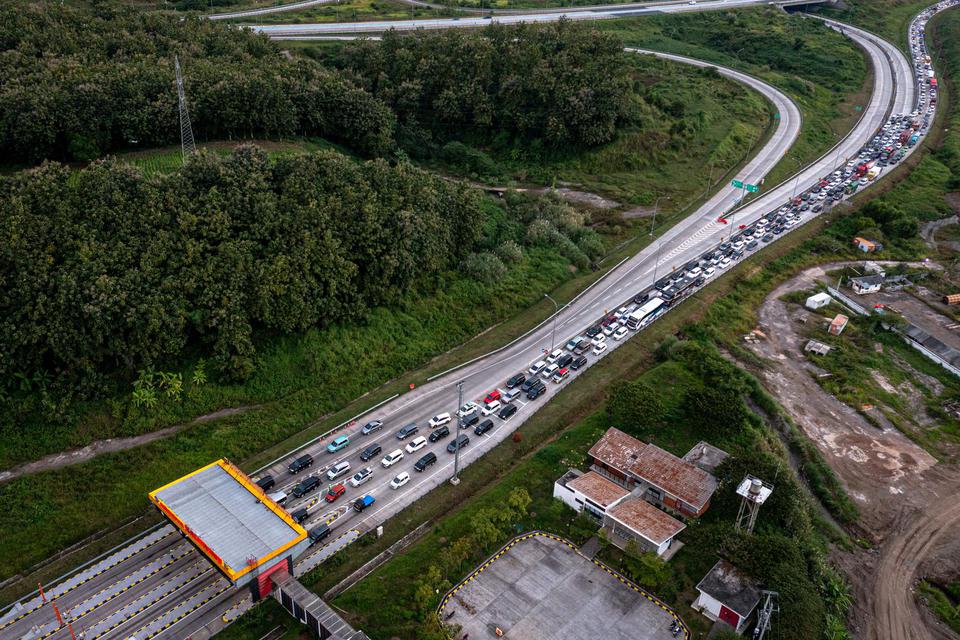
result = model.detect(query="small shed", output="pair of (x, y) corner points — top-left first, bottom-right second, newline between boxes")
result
(853, 237), (881, 253)
(805, 292), (832, 310)
(693, 560), (761, 634)
(850, 274), (884, 295)
(943, 293), (960, 306)
(829, 314), (849, 336)
(805, 339), (832, 356)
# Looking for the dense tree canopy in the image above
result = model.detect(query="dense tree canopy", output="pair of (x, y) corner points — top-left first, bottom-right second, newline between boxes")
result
(0, 3), (395, 163)
(338, 22), (635, 152)
(0, 146), (486, 391)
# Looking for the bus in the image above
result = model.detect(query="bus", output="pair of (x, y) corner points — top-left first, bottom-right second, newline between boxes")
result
(626, 297), (665, 330)
(661, 276), (702, 307)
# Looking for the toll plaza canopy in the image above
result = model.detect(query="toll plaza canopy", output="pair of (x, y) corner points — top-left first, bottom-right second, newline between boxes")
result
(149, 459), (307, 583)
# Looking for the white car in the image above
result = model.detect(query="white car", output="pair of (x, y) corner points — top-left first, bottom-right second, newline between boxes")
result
(703, 266), (717, 279)
(591, 334), (606, 347)
(350, 467), (373, 487)
(612, 326), (629, 341)
(542, 363), (559, 378)
(528, 360), (547, 375)
(593, 342), (608, 355)
(614, 306), (629, 319)
(405, 436), (427, 454)
(602, 324), (617, 337)
(546, 349), (565, 364)
(390, 472), (410, 490)
(719, 257), (732, 269)
(481, 400), (501, 416)
(686, 266), (702, 278)
(457, 401), (480, 417)
(381, 449), (404, 468)
(429, 413), (451, 428)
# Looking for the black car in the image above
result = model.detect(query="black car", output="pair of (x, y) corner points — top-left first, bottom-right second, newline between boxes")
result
(527, 382), (546, 400)
(506, 373), (526, 389)
(570, 355), (588, 371)
(585, 324), (603, 338)
(746, 239), (759, 250)
(308, 523), (330, 545)
(447, 434), (470, 453)
(293, 475), (320, 498)
(520, 378), (538, 393)
(360, 443), (382, 462)
(633, 291), (650, 305)
(288, 454), (314, 475)
(415, 452), (438, 472)
(762, 233), (774, 243)
(654, 278), (671, 291)
(475, 419), (494, 436)
(556, 354), (574, 369)
(429, 426), (450, 442)
(255, 475), (275, 492)
(292, 508), (309, 524)
(461, 411), (480, 428)
(498, 404), (518, 420)
(396, 423), (419, 439)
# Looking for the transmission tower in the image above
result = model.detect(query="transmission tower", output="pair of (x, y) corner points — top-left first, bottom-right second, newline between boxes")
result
(753, 590), (779, 640)
(174, 55), (196, 161)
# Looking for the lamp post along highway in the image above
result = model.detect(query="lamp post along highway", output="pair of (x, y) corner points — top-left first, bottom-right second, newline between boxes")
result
(452, 380), (464, 485)
(650, 196), (668, 236)
(544, 293), (559, 352)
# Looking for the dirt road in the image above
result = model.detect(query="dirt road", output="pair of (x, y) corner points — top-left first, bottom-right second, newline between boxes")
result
(746, 263), (960, 640)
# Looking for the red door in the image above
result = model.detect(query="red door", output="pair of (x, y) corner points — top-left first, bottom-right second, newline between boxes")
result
(719, 605), (740, 629)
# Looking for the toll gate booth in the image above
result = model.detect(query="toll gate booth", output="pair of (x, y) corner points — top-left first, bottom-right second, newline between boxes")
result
(148, 458), (311, 601)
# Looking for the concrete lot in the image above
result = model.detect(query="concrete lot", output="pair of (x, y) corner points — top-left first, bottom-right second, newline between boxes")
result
(442, 535), (678, 640)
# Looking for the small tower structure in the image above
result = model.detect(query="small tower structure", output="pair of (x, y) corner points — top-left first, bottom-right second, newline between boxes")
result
(735, 475), (773, 534)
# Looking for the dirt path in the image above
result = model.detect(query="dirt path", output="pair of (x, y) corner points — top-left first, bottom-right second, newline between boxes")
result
(0, 406), (254, 483)
(745, 263), (960, 640)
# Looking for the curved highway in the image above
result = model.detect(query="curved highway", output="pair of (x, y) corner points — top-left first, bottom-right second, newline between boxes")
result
(3, 1), (952, 638)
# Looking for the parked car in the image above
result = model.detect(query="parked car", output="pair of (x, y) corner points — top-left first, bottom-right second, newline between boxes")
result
(390, 472), (411, 490)
(360, 420), (383, 435)
(546, 349), (565, 364)
(288, 454), (314, 475)
(592, 342), (608, 355)
(475, 419), (494, 436)
(360, 443), (382, 462)
(381, 449), (404, 468)
(552, 367), (570, 383)
(255, 475), (275, 492)
(350, 467), (373, 487)
(428, 413), (451, 428)
(556, 354), (574, 369)
(396, 423), (419, 439)
(326, 435), (350, 454)
(324, 483), (346, 503)
(460, 410), (480, 428)
(613, 327), (628, 341)
(267, 490), (288, 506)
(483, 389), (502, 403)
(429, 425), (450, 442)
(498, 404), (518, 420)
(585, 325), (602, 338)
(353, 495), (375, 512)
(520, 378), (540, 393)
(326, 460), (351, 481)
(481, 400), (501, 416)
(405, 436), (428, 454)
(292, 476), (320, 498)
(570, 355), (588, 370)
(447, 434), (470, 453)
(308, 523), (330, 544)
(565, 336), (585, 351)
(506, 373), (526, 388)
(542, 363), (559, 379)
(414, 452), (438, 472)
(502, 388), (522, 404)
(457, 401), (481, 417)
(527, 382), (546, 400)
(528, 360), (547, 375)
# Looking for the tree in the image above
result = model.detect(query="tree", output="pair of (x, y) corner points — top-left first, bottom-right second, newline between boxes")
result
(607, 380), (666, 432)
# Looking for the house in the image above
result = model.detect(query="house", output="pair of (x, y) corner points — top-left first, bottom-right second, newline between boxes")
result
(850, 274), (884, 295)
(588, 428), (720, 519)
(853, 237), (882, 253)
(553, 469), (629, 521)
(693, 560), (761, 634)
(804, 292), (832, 310)
(553, 469), (686, 558)
(828, 314), (849, 336)
(602, 498), (685, 558)
(804, 339), (832, 356)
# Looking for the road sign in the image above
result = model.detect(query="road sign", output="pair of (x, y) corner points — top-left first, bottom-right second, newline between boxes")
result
(732, 179), (744, 189)
(746, 184), (760, 193)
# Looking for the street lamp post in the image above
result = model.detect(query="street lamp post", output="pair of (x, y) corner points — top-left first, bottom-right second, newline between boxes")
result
(544, 293), (559, 352)
(650, 196), (669, 236)
(451, 380), (464, 485)
(652, 241), (664, 284)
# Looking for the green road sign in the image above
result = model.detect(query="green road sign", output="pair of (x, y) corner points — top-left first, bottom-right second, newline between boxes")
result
(746, 184), (760, 193)
(732, 179), (744, 189)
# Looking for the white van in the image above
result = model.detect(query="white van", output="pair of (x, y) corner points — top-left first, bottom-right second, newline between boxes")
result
(502, 388), (522, 404)
(267, 491), (288, 506)
(326, 460), (351, 481)
(381, 449), (404, 468)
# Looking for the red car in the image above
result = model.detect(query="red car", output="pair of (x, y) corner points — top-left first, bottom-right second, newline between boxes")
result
(484, 389), (502, 403)
(600, 313), (618, 327)
(325, 483), (346, 503)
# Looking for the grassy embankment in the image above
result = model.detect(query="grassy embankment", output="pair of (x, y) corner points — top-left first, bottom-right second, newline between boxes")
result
(0, 56), (771, 596)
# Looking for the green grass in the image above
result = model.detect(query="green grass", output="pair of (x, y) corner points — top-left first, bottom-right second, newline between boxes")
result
(918, 580), (960, 633)
(224, 0), (454, 23)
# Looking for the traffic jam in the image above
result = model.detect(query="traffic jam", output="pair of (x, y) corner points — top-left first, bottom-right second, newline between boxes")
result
(253, 1), (949, 552)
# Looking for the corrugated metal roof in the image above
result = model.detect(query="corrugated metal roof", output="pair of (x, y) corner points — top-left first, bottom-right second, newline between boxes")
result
(152, 462), (303, 578)
(567, 471), (630, 508)
(631, 444), (717, 510)
(607, 499), (685, 545)
(588, 427), (646, 476)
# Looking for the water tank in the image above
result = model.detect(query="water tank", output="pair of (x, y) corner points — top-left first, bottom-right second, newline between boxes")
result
(749, 478), (763, 496)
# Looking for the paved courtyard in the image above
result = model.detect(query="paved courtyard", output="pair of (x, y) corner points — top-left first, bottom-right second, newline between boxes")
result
(442, 534), (679, 640)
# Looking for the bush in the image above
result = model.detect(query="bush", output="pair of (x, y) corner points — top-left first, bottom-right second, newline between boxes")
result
(463, 252), (508, 282)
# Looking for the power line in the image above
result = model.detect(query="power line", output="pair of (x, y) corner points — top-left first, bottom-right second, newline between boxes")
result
(175, 55), (196, 161)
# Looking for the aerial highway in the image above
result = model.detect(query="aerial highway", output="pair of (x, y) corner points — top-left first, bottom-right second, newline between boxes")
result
(2, 1), (949, 637)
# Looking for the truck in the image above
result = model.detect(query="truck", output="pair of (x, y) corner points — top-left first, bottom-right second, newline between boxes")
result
(845, 180), (860, 195)
(353, 494), (375, 512)
(626, 297), (665, 330)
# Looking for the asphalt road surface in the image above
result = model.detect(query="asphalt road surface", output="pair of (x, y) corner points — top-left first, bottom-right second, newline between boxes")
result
(2, 2), (945, 638)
